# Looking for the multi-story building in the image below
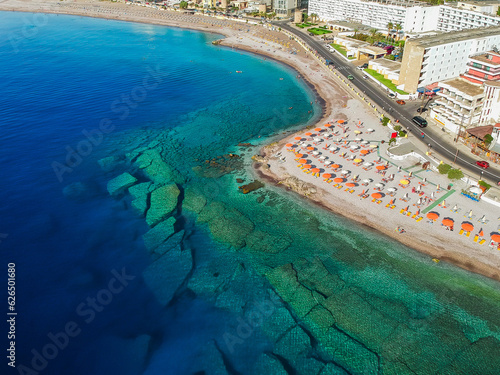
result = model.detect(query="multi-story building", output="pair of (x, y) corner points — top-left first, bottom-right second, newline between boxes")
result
(463, 50), (500, 84)
(456, 1), (500, 16)
(273, 0), (296, 16)
(308, 0), (500, 33)
(479, 80), (500, 125)
(431, 78), (485, 133)
(398, 26), (500, 93)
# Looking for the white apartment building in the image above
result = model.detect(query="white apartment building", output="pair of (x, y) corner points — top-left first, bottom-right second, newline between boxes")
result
(398, 26), (500, 93)
(479, 81), (500, 125)
(431, 78), (484, 133)
(273, 0), (296, 16)
(308, 0), (500, 33)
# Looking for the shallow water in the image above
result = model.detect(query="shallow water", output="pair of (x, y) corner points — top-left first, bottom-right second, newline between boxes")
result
(1, 11), (500, 375)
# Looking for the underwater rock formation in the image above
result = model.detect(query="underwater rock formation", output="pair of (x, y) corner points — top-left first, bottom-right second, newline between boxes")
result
(146, 184), (180, 227)
(107, 173), (137, 197)
(142, 217), (176, 252)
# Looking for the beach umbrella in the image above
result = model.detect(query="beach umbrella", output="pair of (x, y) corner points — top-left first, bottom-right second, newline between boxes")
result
(324, 124), (332, 128)
(314, 137), (322, 142)
(360, 149), (370, 155)
(389, 198), (395, 205)
(442, 218), (454, 227)
(376, 165), (386, 170)
(307, 146), (315, 151)
(436, 184), (440, 190)
(311, 168), (320, 174)
(315, 127), (322, 132)
(417, 197), (422, 205)
(427, 212), (439, 221)
(294, 136), (302, 140)
(400, 179), (409, 185)
(298, 159), (307, 164)
(361, 140), (369, 145)
(363, 162), (373, 167)
(331, 164), (340, 169)
(355, 137), (362, 142)
(354, 130), (361, 134)
(363, 178), (372, 183)
(346, 182), (357, 187)
(461, 222), (474, 232)
(341, 170), (350, 175)
(325, 161), (332, 165)
(371, 193), (383, 199)
(367, 128), (374, 132)
(329, 146), (337, 151)
(312, 151), (320, 155)
(303, 164), (312, 169)
(354, 158), (363, 163)
(333, 177), (344, 183)
(415, 208), (420, 216)
(319, 155), (326, 160)
(295, 153), (304, 158)
(388, 187), (397, 192)
(441, 200), (447, 207)
(337, 119), (345, 124)
(350, 144), (359, 149)
(404, 193), (409, 199)
(479, 229), (484, 237)
(491, 234), (500, 243)
(323, 173), (332, 179)
(452, 204), (458, 211)
(403, 205), (409, 212)
(431, 192), (436, 199)
(286, 143), (294, 148)
(305, 132), (313, 136)
(370, 144), (378, 148)
(416, 184), (421, 192)
(375, 183), (385, 188)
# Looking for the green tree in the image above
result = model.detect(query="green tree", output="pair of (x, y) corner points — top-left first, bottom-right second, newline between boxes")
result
(179, 0), (188, 8)
(310, 13), (318, 23)
(395, 23), (402, 40)
(438, 163), (451, 174)
(448, 168), (464, 180)
(353, 27), (359, 38)
(381, 116), (390, 126)
(386, 22), (393, 40)
(303, 13), (308, 23)
(484, 134), (494, 146)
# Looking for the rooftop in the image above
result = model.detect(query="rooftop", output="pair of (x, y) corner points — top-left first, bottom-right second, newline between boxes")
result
(361, 0), (431, 8)
(409, 25), (500, 49)
(370, 58), (402, 71)
(467, 124), (493, 139)
(469, 51), (500, 66)
(440, 77), (485, 97)
(359, 45), (388, 55)
(484, 80), (500, 86)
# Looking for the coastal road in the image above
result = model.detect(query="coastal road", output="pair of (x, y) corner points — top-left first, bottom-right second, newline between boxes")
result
(275, 21), (500, 185)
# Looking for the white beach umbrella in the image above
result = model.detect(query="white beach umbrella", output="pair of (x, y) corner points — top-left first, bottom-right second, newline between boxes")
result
(364, 162), (373, 167)
(404, 193), (409, 199)
(375, 183), (384, 188)
(312, 151), (320, 155)
(361, 140), (369, 145)
(363, 178), (372, 183)
(329, 146), (337, 151)
(452, 204), (458, 211)
(325, 161), (332, 165)
(319, 156), (326, 160)
(314, 137), (322, 142)
(387, 187), (397, 192)
(341, 170), (350, 175)
(367, 128), (374, 132)
(355, 137), (362, 142)
(350, 144), (359, 149)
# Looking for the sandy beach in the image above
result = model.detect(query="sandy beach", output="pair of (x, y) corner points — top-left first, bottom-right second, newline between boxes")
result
(3, 0), (500, 281)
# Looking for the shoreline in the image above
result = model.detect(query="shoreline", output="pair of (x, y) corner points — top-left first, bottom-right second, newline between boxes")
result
(3, 1), (499, 282)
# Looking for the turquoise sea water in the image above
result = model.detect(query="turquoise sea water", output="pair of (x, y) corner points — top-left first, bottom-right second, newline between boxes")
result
(1, 11), (500, 375)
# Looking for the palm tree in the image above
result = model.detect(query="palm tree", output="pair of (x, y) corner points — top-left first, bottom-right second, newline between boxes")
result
(395, 23), (402, 41)
(353, 27), (359, 39)
(310, 13), (318, 23)
(386, 22), (394, 41)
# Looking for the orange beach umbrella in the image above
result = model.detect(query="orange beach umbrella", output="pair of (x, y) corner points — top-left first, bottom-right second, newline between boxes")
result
(303, 164), (312, 169)
(314, 127), (322, 132)
(491, 234), (500, 243)
(426, 212), (439, 220)
(461, 222), (474, 232)
(295, 153), (304, 158)
(294, 136), (302, 140)
(298, 159), (307, 164)
(323, 173), (332, 179)
(286, 143), (294, 147)
(324, 124), (332, 127)
(376, 165), (386, 170)
(442, 218), (454, 227)
(371, 193), (382, 199)
(331, 164), (340, 169)
(333, 177), (344, 183)
(360, 149), (370, 155)
(346, 182), (357, 187)
(311, 168), (320, 173)
(305, 132), (313, 136)
(337, 119), (345, 124)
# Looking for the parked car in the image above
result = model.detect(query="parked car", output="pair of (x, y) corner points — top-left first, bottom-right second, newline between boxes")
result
(417, 107), (428, 113)
(347, 75), (354, 80)
(476, 160), (490, 169)
(429, 102), (438, 108)
(412, 116), (428, 128)
(362, 75), (368, 79)
(388, 93), (396, 99)
(396, 100), (406, 105)
(357, 65), (364, 70)
(361, 63), (368, 69)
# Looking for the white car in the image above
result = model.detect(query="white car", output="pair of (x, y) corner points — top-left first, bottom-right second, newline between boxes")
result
(363, 75), (368, 79)
(388, 93), (396, 99)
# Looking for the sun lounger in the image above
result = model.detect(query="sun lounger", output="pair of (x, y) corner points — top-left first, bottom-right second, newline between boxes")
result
(416, 217), (423, 222)
(337, 185), (343, 189)
(479, 239), (486, 244)
(376, 200), (382, 204)
(466, 231), (471, 237)
(459, 229), (464, 235)
(390, 205), (396, 209)
(400, 209), (406, 214)
(474, 235), (478, 242)
(385, 203), (391, 208)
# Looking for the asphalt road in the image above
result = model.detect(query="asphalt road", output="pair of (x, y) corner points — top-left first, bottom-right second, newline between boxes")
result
(275, 21), (500, 185)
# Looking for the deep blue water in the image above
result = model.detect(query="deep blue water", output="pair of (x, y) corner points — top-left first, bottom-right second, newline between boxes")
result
(0, 11), (317, 374)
